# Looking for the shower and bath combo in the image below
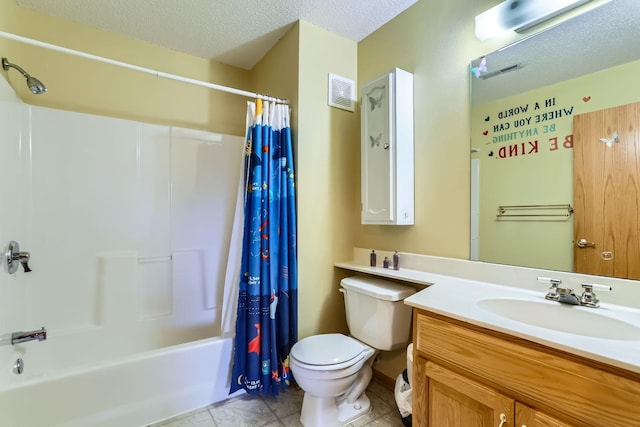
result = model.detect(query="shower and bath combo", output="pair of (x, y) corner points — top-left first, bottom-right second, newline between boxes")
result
(1, 56), (47, 94)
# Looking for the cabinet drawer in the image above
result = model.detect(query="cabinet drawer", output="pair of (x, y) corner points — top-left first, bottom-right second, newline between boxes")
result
(415, 311), (640, 427)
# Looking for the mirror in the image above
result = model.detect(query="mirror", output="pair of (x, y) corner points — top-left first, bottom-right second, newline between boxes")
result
(470, 0), (640, 278)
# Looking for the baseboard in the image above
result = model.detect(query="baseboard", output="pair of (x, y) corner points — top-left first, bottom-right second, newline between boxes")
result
(372, 369), (395, 391)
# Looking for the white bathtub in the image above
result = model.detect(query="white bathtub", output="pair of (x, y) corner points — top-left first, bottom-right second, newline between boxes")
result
(0, 336), (234, 427)
(0, 81), (245, 427)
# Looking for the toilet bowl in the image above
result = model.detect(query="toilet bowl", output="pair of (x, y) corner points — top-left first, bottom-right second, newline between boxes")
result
(290, 276), (415, 426)
(290, 333), (376, 426)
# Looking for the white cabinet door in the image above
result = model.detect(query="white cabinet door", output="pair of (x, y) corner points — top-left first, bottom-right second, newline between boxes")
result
(360, 68), (414, 225)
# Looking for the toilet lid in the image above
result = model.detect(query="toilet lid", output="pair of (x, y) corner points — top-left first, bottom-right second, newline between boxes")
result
(291, 333), (366, 366)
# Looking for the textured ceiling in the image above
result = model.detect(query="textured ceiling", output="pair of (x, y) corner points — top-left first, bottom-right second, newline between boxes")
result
(17, 0), (419, 70)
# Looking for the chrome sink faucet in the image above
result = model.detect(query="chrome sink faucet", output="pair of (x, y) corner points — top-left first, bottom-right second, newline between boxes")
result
(557, 287), (581, 306)
(537, 277), (611, 308)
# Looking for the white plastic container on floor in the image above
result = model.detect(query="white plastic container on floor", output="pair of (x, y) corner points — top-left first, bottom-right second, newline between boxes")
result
(407, 342), (413, 386)
(394, 342), (413, 426)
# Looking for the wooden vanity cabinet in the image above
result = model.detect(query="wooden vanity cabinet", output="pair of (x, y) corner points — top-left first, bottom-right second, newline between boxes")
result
(419, 359), (513, 426)
(417, 360), (572, 427)
(516, 403), (574, 427)
(413, 310), (640, 427)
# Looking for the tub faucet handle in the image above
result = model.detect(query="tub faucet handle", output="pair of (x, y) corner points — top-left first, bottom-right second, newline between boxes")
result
(5, 241), (31, 274)
(18, 252), (31, 272)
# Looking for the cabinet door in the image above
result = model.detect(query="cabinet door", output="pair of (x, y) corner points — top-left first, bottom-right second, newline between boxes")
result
(360, 68), (414, 225)
(416, 358), (514, 427)
(516, 402), (576, 427)
(361, 72), (394, 223)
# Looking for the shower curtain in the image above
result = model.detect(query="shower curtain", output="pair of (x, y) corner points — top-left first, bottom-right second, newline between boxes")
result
(230, 99), (298, 395)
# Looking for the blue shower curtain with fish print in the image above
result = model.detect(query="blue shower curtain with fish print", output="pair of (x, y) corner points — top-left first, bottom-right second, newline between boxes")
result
(230, 99), (298, 395)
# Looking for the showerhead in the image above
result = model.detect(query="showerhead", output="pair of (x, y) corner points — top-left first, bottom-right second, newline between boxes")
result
(25, 74), (47, 95)
(2, 57), (47, 94)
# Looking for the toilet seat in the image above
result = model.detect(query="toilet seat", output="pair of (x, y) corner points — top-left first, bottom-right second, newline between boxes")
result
(291, 333), (371, 371)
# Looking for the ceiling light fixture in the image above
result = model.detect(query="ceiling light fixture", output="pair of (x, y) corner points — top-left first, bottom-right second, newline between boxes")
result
(475, 0), (593, 41)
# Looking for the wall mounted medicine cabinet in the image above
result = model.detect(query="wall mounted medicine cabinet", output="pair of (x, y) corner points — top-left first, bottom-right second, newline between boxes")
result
(360, 68), (414, 225)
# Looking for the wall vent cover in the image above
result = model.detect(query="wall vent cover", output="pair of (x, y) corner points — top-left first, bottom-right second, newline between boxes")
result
(328, 73), (356, 112)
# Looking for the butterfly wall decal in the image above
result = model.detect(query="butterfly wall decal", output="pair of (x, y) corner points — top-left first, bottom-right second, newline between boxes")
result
(600, 131), (619, 147)
(471, 57), (487, 78)
(370, 133), (382, 148)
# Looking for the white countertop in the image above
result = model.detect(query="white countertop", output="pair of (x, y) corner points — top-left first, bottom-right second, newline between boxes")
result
(334, 261), (443, 287)
(404, 277), (640, 375)
(337, 249), (640, 375)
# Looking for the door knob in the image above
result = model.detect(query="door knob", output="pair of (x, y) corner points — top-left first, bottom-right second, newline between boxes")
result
(576, 238), (595, 248)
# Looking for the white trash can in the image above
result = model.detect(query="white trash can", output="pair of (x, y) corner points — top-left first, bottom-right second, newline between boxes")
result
(394, 343), (413, 426)
(407, 342), (413, 386)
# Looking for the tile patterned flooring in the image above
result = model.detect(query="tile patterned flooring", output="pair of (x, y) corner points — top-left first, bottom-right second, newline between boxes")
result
(150, 379), (405, 427)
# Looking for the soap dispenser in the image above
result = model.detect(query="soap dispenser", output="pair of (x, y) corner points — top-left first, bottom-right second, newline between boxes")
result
(393, 251), (400, 270)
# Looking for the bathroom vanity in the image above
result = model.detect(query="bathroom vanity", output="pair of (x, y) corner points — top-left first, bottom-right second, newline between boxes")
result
(412, 309), (640, 427)
(336, 249), (640, 427)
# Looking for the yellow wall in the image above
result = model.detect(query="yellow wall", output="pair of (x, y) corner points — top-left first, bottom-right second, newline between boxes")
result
(354, 0), (511, 379)
(251, 21), (359, 341)
(0, 1), (250, 135)
(355, 4), (481, 377)
(251, 23), (300, 136)
(296, 22), (359, 338)
(356, 1), (484, 260)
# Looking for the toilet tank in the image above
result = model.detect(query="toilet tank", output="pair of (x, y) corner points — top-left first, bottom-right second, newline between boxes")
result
(340, 276), (416, 351)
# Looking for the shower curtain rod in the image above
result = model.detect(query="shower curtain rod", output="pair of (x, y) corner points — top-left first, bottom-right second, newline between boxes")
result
(0, 30), (288, 104)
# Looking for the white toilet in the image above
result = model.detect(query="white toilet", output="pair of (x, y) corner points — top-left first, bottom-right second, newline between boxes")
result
(290, 276), (415, 426)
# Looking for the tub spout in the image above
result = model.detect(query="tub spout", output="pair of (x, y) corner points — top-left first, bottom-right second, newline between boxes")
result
(11, 327), (47, 345)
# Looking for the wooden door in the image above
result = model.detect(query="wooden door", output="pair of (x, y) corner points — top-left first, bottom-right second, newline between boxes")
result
(419, 359), (514, 427)
(516, 402), (576, 427)
(573, 101), (640, 279)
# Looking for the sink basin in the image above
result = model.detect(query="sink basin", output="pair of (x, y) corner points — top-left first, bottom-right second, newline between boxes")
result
(476, 297), (640, 341)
